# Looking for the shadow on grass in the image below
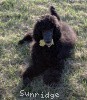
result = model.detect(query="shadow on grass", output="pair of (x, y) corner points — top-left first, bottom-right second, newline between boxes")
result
(0, 45), (4, 58)
(0, 88), (6, 100)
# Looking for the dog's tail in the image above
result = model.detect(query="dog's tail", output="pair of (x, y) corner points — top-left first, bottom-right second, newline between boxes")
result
(50, 6), (60, 21)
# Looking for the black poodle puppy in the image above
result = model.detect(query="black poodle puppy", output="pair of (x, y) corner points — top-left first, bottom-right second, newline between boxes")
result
(18, 6), (77, 87)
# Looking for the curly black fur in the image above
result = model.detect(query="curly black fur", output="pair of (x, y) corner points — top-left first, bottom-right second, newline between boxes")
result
(18, 6), (76, 87)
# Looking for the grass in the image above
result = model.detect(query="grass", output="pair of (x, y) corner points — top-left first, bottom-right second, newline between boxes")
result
(0, 0), (87, 100)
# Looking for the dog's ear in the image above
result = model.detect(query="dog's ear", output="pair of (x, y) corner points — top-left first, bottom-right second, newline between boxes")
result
(50, 6), (60, 21)
(33, 21), (43, 42)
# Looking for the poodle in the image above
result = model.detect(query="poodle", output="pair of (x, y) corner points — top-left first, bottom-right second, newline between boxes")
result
(18, 6), (77, 87)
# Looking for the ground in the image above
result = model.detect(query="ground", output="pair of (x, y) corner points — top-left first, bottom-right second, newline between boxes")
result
(0, 0), (87, 100)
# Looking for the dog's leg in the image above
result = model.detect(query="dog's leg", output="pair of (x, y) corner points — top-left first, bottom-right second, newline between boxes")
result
(43, 60), (64, 86)
(22, 65), (47, 87)
(18, 33), (33, 45)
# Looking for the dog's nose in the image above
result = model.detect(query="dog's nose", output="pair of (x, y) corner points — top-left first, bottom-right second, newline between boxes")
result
(46, 41), (51, 44)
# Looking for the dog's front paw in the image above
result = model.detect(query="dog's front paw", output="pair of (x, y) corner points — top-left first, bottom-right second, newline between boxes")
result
(18, 40), (24, 45)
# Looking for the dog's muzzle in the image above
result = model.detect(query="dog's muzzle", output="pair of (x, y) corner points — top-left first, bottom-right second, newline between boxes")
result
(43, 29), (54, 47)
(45, 39), (54, 47)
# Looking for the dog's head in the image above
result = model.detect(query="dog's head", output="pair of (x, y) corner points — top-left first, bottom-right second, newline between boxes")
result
(33, 14), (61, 47)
